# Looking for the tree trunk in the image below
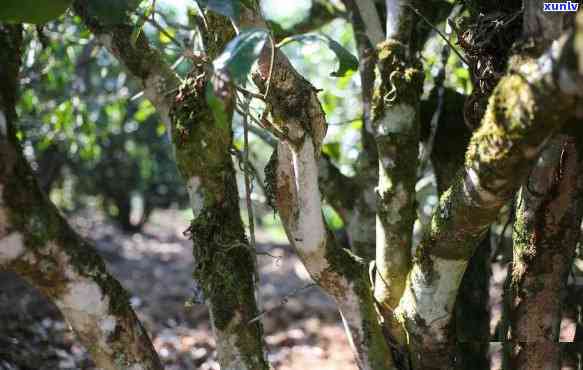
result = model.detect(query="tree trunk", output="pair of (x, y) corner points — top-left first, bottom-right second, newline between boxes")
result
(0, 23), (163, 370)
(509, 133), (583, 369)
(396, 15), (583, 367)
(72, 3), (270, 368)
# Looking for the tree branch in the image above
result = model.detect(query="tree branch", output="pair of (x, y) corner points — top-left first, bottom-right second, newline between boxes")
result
(509, 133), (583, 369)
(0, 23), (163, 370)
(355, 0), (385, 45)
(271, 0), (347, 41)
(371, 0), (423, 347)
(395, 17), (583, 368)
(340, 0), (379, 261)
(243, 5), (396, 369)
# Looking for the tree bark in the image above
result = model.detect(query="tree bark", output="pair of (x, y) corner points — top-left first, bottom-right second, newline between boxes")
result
(509, 133), (583, 370)
(371, 2), (422, 352)
(72, 3), (270, 369)
(0, 23), (163, 370)
(396, 13), (583, 368)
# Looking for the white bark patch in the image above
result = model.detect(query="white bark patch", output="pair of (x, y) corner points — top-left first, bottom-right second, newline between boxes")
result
(0, 232), (25, 264)
(59, 279), (110, 319)
(397, 257), (467, 341)
(292, 139), (326, 255)
(100, 315), (117, 337)
(187, 176), (205, 218)
(375, 104), (416, 136)
(0, 110), (7, 138)
(385, 0), (402, 40)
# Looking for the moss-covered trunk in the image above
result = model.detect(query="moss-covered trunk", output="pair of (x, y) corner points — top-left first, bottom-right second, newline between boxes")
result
(72, 3), (270, 368)
(509, 134), (583, 369)
(0, 23), (163, 370)
(170, 64), (269, 370)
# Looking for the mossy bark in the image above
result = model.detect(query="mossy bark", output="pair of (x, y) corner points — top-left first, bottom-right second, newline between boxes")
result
(171, 66), (269, 370)
(0, 23), (163, 370)
(396, 33), (581, 368)
(372, 38), (423, 350)
(73, 4), (269, 369)
(509, 134), (583, 370)
(422, 88), (490, 368)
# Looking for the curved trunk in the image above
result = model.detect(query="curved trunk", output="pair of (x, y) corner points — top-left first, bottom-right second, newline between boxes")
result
(0, 23), (163, 370)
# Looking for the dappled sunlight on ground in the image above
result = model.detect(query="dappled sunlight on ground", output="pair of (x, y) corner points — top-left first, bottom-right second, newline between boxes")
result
(0, 209), (356, 370)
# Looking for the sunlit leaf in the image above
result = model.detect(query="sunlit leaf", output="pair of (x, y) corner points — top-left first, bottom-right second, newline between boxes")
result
(323, 143), (341, 161)
(278, 33), (358, 77)
(205, 82), (229, 128)
(213, 28), (269, 84)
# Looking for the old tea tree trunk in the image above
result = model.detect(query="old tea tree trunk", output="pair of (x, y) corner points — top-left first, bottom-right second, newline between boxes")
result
(72, 1), (270, 369)
(0, 23), (163, 370)
(3, 1), (583, 370)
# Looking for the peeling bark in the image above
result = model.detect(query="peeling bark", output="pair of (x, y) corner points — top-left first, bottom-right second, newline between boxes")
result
(0, 23), (162, 370)
(244, 5), (396, 368)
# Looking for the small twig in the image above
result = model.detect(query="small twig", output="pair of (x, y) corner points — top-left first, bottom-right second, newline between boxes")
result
(264, 35), (276, 100)
(247, 283), (317, 324)
(403, 4), (470, 67)
(142, 14), (184, 50)
(241, 94), (262, 307)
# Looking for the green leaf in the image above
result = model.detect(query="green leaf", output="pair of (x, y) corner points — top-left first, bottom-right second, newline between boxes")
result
(196, 0), (240, 21)
(205, 82), (229, 128)
(0, 0), (71, 24)
(323, 143), (341, 161)
(131, 0), (156, 45)
(213, 28), (269, 84)
(278, 33), (358, 77)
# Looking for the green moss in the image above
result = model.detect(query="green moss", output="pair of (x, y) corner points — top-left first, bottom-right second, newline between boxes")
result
(372, 40), (423, 123)
(323, 234), (366, 281)
(168, 23), (268, 368)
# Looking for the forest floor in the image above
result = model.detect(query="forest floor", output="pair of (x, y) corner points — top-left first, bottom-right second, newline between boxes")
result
(0, 209), (580, 370)
(0, 209), (356, 370)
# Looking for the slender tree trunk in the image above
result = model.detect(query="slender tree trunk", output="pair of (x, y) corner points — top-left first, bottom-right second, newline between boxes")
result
(0, 23), (163, 370)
